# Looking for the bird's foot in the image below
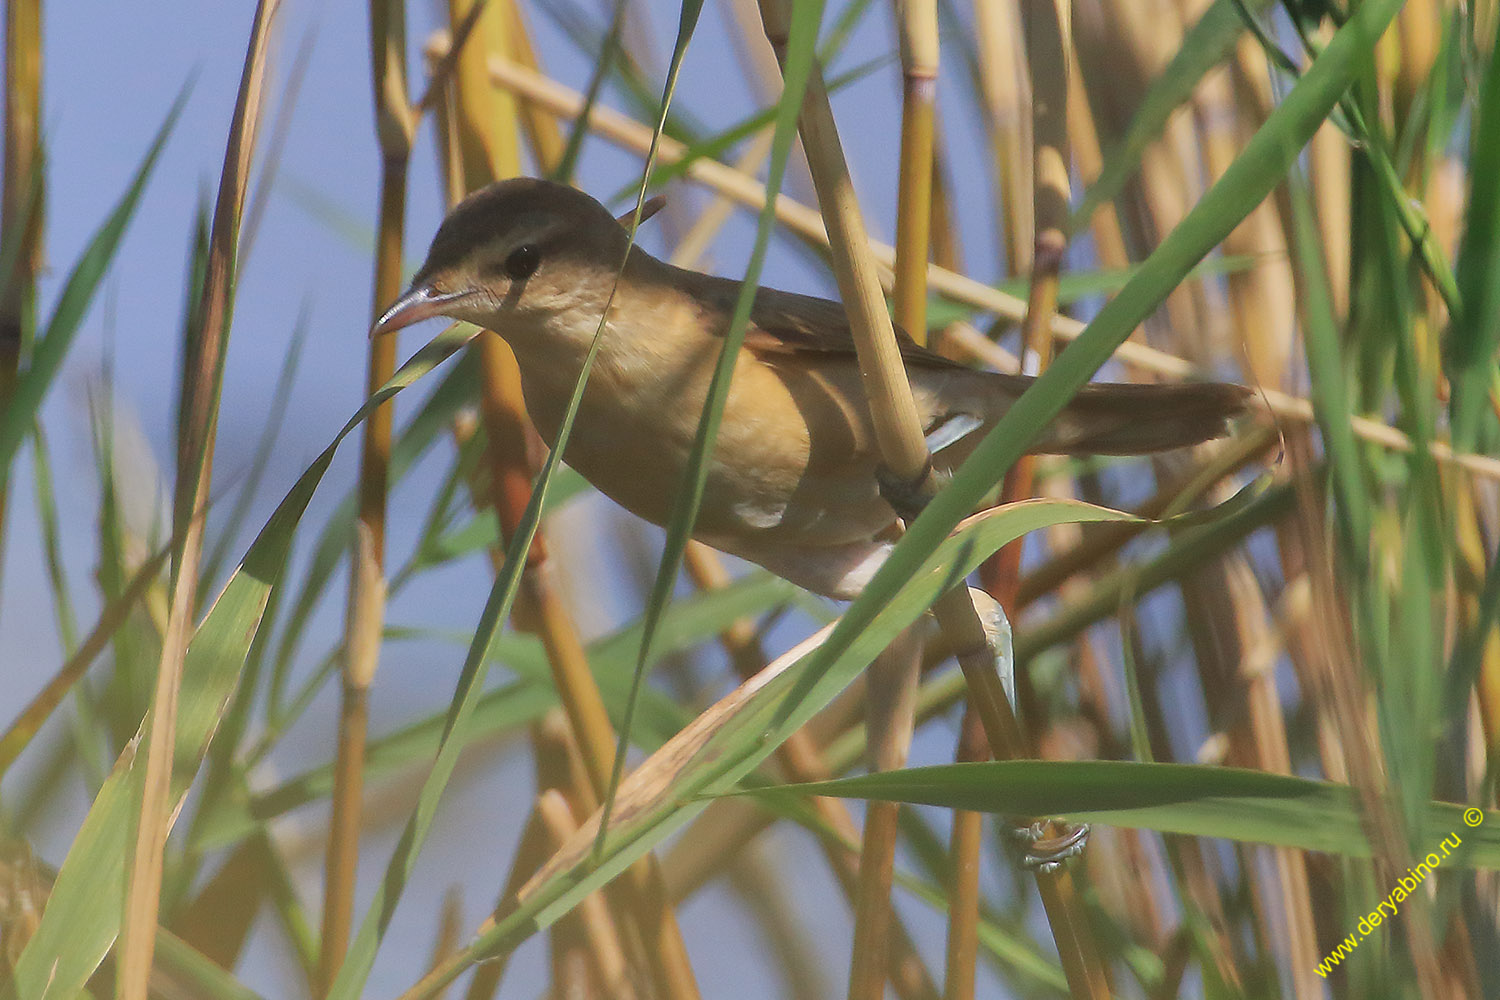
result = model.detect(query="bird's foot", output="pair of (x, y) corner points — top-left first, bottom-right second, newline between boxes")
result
(1010, 820), (1091, 873)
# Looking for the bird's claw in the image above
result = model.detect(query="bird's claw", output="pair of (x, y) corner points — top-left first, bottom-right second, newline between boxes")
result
(1009, 820), (1091, 873)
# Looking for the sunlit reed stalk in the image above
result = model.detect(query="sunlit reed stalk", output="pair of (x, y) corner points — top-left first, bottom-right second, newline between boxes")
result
(844, 2), (939, 997)
(953, 2), (1076, 994)
(499, 1), (565, 171)
(680, 543), (942, 1000)
(440, 6), (701, 997)
(316, 0), (416, 991)
(529, 712), (637, 1000)
(972, 0), (1032, 275)
(751, 3), (940, 995)
(1184, 25), (1320, 993)
(756, 2), (1110, 997)
(0, 0), (42, 600)
(118, 4), (279, 998)
(537, 789), (639, 999)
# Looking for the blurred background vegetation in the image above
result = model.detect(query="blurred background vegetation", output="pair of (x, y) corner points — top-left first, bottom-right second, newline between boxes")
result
(1, 0), (1498, 998)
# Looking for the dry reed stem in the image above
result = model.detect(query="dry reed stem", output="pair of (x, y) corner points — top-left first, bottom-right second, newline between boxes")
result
(1201, 40), (1296, 387)
(1136, 18), (1318, 987)
(118, 4), (279, 997)
(843, 2), (941, 995)
(754, 2), (1109, 996)
(498, 2), (565, 172)
(317, 0), (416, 986)
(755, 0), (927, 475)
(442, 6), (699, 995)
(0, 0), (40, 352)
(480, 53), (1500, 482)
(760, 13), (935, 995)
(414, 4), (489, 117)
(529, 712), (645, 995)
(536, 790), (639, 1000)
(1284, 433), (1447, 995)
(973, 0), (1033, 275)
(1221, 559), (1321, 996)
(0, 0), (41, 586)
(957, 2), (1076, 995)
(461, 796), (570, 1000)
(941, 724), (986, 1000)
(1193, 25), (1319, 992)
(681, 544), (941, 1000)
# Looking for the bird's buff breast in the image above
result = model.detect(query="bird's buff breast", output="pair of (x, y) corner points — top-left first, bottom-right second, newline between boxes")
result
(509, 328), (895, 550)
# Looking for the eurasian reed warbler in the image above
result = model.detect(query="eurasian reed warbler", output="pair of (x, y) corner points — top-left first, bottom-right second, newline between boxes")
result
(374, 178), (1249, 598)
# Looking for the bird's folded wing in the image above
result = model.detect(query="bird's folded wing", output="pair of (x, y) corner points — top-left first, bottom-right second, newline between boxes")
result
(680, 269), (970, 372)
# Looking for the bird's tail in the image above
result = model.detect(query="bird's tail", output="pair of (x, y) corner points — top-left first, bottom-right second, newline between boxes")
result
(991, 374), (1253, 455)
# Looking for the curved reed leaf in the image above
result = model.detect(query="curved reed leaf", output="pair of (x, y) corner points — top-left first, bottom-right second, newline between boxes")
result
(596, 0), (819, 859)
(9, 326), (476, 1000)
(739, 760), (1500, 866)
(1450, 12), (1500, 451)
(403, 499), (1137, 999)
(0, 85), (187, 475)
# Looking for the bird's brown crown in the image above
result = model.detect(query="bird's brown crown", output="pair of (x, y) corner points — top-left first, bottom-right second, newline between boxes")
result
(412, 177), (632, 290)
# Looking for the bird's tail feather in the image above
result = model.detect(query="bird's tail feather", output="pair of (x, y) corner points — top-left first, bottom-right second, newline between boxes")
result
(992, 374), (1253, 456)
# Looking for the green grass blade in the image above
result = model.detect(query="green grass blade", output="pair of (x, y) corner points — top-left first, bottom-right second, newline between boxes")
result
(1287, 171), (1371, 565)
(200, 299), (310, 591)
(738, 760), (1500, 866)
(404, 500), (1136, 998)
(0, 85), (187, 478)
(596, 0), (816, 859)
(9, 326), (475, 1000)
(268, 348), (479, 715)
(1449, 11), (1500, 451)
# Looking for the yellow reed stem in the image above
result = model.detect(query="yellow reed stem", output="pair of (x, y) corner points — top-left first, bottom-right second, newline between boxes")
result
(0, 0), (42, 592)
(317, 1), (416, 987)
(118, 4), (279, 997)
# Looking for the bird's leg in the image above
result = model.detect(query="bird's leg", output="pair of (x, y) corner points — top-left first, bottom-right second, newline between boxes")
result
(966, 592), (1093, 872)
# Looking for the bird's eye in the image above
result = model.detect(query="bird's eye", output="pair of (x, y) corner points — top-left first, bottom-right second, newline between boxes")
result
(504, 245), (540, 281)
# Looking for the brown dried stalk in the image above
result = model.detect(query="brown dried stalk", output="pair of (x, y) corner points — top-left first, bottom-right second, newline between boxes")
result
(317, 1), (418, 989)
(118, 3), (280, 997)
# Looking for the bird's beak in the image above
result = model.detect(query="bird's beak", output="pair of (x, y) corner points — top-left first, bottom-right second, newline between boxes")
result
(370, 284), (471, 338)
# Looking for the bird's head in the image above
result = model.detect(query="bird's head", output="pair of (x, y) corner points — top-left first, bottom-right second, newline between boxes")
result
(372, 177), (636, 339)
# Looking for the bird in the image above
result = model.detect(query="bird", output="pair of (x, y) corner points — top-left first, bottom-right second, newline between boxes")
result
(373, 177), (1250, 600)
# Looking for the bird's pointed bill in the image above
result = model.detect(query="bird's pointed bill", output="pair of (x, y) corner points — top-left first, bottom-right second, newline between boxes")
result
(371, 285), (470, 338)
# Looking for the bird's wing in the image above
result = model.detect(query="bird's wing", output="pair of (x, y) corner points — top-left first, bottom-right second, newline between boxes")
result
(678, 268), (970, 372)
